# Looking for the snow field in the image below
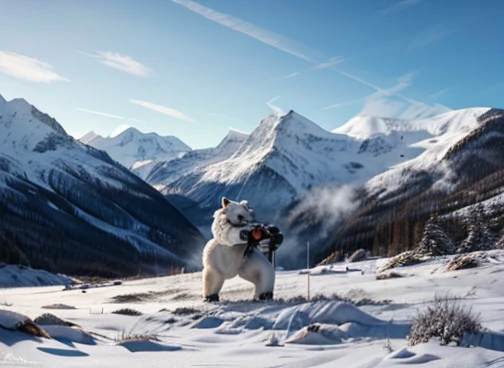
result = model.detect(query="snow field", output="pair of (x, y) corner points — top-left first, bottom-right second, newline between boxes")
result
(2, 252), (504, 367)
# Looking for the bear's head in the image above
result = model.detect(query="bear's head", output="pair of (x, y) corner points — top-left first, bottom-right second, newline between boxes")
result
(220, 197), (254, 226)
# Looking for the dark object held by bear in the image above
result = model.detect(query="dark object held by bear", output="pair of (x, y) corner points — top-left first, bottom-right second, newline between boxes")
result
(240, 223), (283, 261)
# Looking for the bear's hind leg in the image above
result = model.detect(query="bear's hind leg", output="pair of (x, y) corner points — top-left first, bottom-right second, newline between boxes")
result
(238, 249), (275, 300)
(203, 267), (224, 302)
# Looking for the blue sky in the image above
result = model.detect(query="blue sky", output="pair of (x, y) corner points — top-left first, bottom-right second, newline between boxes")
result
(0, 0), (503, 149)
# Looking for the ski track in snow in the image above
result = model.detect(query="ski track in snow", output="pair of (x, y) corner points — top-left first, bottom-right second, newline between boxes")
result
(2, 251), (504, 367)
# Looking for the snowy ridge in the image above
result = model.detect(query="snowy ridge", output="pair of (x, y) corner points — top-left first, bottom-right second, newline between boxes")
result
(0, 264), (71, 288)
(80, 127), (191, 171)
(334, 108), (489, 139)
(145, 128), (249, 190)
(364, 108), (490, 196)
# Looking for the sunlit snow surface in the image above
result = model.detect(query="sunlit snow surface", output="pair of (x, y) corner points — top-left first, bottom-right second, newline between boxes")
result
(2, 251), (504, 367)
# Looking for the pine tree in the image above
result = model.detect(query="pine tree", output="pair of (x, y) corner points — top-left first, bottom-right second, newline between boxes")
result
(416, 213), (456, 256)
(458, 204), (496, 253)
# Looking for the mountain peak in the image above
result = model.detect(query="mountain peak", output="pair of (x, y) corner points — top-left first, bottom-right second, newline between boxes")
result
(113, 126), (141, 138)
(0, 95), (67, 137)
(274, 109), (334, 138)
(227, 127), (249, 137)
(216, 127), (249, 151)
(9, 98), (32, 113)
(80, 131), (103, 145)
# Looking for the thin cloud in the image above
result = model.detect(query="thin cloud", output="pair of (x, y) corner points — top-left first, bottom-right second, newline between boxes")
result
(378, 0), (422, 16)
(283, 72), (300, 79)
(77, 107), (148, 123)
(323, 72), (451, 120)
(322, 97), (366, 110)
(79, 51), (152, 77)
(173, 0), (431, 109)
(171, 0), (317, 62)
(76, 108), (124, 120)
(267, 96), (283, 115)
(0, 51), (68, 83)
(408, 24), (457, 51)
(358, 73), (451, 119)
(427, 87), (450, 100)
(130, 99), (197, 123)
(313, 56), (345, 70)
(283, 56), (346, 80)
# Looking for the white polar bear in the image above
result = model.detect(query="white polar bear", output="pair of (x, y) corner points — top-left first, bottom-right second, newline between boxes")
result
(202, 197), (276, 302)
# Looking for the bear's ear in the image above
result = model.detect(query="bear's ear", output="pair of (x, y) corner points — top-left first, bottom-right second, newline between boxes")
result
(222, 197), (231, 208)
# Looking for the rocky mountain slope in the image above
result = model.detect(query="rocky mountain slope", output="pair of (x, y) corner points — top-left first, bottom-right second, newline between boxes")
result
(0, 93), (205, 277)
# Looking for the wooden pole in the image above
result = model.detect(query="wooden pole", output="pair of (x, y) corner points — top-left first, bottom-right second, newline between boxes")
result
(307, 242), (310, 301)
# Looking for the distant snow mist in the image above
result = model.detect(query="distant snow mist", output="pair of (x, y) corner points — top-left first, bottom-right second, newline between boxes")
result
(288, 185), (360, 236)
(431, 161), (458, 194)
(276, 185), (361, 269)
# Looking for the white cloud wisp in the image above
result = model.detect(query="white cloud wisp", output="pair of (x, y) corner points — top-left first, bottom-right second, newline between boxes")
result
(130, 99), (197, 123)
(0, 51), (68, 83)
(80, 51), (152, 77)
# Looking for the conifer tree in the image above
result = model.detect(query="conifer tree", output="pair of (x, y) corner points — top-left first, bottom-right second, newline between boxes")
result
(417, 213), (455, 256)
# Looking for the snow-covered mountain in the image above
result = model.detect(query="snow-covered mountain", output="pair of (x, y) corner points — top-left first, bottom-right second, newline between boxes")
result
(154, 109), (489, 223)
(318, 108), (504, 265)
(77, 104), (498, 268)
(79, 127), (191, 175)
(145, 128), (249, 191)
(356, 108), (490, 195)
(0, 93), (205, 277)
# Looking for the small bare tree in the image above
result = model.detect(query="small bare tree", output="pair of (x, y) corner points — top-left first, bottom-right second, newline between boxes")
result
(407, 294), (481, 346)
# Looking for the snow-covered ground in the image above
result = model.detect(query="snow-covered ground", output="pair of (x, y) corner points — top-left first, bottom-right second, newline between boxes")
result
(2, 252), (504, 367)
(0, 264), (71, 289)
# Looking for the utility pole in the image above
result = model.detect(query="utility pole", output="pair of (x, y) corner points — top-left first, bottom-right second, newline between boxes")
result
(307, 242), (310, 301)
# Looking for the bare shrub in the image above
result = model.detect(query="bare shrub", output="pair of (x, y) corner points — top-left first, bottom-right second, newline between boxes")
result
(378, 251), (427, 272)
(111, 289), (182, 303)
(34, 313), (79, 327)
(41, 303), (76, 310)
(407, 294), (482, 346)
(111, 293), (153, 303)
(445, 255), (479, 272)
(274, 292), (390, 306)
(112, 308), (143, 316)
(172, 307), (201, 315)
(376, 271), (406, 280)
(115, 331), (160, 343)
(348, 249), (367, 263)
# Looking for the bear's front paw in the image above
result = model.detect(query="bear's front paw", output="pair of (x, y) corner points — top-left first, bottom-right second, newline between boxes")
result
(204, 294), (220, 302)
(258, 291), (273, 301)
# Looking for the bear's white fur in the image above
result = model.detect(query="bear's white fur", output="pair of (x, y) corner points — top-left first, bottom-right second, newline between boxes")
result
(202, 197), (275, 299)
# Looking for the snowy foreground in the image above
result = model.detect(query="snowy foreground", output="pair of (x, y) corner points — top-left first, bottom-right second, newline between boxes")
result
(2, 253), (504, 367)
